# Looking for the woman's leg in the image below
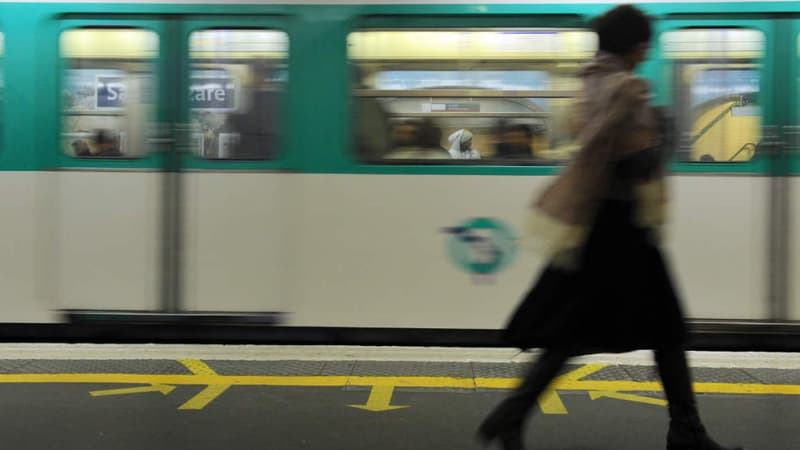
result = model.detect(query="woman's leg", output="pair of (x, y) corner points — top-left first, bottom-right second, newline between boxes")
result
(478, 347), (571, 447)
(654, 347), (742, 450)
(654, 346), (695, 418)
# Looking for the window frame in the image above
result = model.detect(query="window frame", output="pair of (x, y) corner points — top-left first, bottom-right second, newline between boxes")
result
(59, 26), (162, 162)
(179, 18), (291, 171)
(52, 16), (293, 172)
(675, 62), (762, 163)
(345, 14), (590, 176)
(55, 19), (167, 170)
(652, 19), (775, 175)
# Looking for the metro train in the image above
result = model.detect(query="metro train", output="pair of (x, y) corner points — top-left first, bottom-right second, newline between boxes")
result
(0, 0), (798, 348)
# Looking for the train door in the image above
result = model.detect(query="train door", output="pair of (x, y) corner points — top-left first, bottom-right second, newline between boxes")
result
(51, 17), (289, 323)
(653, 19), (776, 321)
(52, 19), (169, 316)
(175, 19), (290, 318)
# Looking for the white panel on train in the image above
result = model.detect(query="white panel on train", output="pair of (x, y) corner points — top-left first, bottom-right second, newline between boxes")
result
(289, 174), (768, 328)
(668, 176), (768, 320)
(51, 172), (161, 311)
(290, 174), (552, 329)
(0, 174), (54, 322)
(182, 173), (290, 313)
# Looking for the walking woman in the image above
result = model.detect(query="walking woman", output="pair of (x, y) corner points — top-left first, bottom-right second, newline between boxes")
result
(477, 5), (742, 450)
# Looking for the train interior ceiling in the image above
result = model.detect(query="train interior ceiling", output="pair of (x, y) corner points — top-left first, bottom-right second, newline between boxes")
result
(0, 1), (796, 347)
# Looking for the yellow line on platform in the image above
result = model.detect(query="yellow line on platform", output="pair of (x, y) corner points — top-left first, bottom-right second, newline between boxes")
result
(0, 373), (798, 396)
(180, 384), (232, 410)
(694, 382), (800, 395)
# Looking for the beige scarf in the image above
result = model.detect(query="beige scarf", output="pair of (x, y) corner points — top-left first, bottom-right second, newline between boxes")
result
(524, 52), (667, 269)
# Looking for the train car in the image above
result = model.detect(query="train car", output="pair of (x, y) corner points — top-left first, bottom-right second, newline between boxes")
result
(0, 0), (798, 348)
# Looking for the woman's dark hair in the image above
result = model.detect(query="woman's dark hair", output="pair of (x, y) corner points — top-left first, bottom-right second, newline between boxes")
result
(592, 4), (652, 55)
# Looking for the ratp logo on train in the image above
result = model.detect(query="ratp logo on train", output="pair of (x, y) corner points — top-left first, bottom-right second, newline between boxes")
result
(443, 218), (518, 278)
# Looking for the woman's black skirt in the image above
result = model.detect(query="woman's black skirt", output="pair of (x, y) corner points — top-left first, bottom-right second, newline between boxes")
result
(504, 199), (687, 354)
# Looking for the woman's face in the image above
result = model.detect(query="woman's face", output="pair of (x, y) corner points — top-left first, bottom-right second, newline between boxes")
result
(627, 42), (651, 69)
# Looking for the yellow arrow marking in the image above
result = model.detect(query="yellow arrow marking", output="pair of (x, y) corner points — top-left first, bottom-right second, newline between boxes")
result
(348, 385), (409, 412)
(589, 391), (667, 407)
(178, 359), (218, 376)
(179, 384), (231, 410)
(90, 384), (175, 397)
(560, 365), (609, 382)
(176, 359), (231, 410)
(539, 389), (568, 414)
(538, 363), (608, 415)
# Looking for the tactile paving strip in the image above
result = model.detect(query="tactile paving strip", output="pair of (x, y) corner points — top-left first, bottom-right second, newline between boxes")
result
(0, 359), (795, 387)
(582, 365), (630, 381)
(0, 360), (188, 374)
(206, 360), (327, 376)
(622, 365), (660, 382)
(351, 361), (473, 378)
(319, 361), (356, 376)
(690, 367), (762, 384)
(471, 362), (527, 379)
(741, 368), (800, 385)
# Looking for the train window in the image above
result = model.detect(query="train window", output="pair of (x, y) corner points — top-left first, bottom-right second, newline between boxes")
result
(348, 29), (597, 164)
(662, 29), (764, 162)
(61, 28), (158, 158)
(189, 29), (287, 160)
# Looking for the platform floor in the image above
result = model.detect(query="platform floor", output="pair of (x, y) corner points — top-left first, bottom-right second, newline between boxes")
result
(0, 345), (797, 450)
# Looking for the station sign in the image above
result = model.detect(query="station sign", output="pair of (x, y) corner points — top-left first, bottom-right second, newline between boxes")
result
(190, 75), (236, 111)
(96, 76), (126, 110)
(94, 74), (236, 111)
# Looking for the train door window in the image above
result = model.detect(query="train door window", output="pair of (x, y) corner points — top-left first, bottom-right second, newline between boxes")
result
(189, 29), (287, 160)
(662, 28), (764, 162)
(61, 28), (158, 158)
(348, 29), (597, 164)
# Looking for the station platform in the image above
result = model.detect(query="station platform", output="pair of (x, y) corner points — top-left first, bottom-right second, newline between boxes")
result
(0, 344), (798, 450)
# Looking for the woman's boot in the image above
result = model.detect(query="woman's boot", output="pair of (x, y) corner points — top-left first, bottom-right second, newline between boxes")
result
(476, 347), (571, 450)
(655, 348), (743, 450)
(476, 422), (524, 450)
(666, 407), (742, 450)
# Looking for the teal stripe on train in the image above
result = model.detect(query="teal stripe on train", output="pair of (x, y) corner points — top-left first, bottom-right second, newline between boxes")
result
(0, 2), (796, 174)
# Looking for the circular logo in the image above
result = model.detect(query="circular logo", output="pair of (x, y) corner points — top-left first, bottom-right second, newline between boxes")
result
(443, 218), (518, 275)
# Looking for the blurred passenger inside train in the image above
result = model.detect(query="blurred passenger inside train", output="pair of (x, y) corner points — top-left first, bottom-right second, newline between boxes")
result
(75, 129), (122, 158)
(95, 130), (123, 157)
(385, 119), (450, 159)
(418, 119), (450, 157)
(352, 65), (391, 161)
(226, 62), (282, 160)
(94, 130), (122, 157)
(495, 124), (535, 159)
(71, 139), (91, 157)
(448, 128), (481, 159)
(490, 119), (509, 154)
